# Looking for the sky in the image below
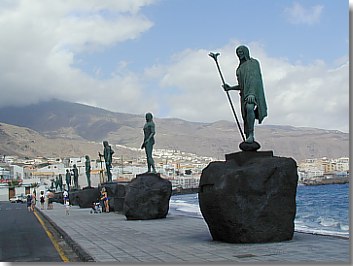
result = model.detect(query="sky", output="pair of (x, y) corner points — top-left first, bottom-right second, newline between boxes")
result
(0, 0), (349, 133)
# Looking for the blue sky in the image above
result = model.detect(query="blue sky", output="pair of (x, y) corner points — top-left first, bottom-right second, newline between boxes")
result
(0, 0), (349, 133)
(76, 0), (348, 74)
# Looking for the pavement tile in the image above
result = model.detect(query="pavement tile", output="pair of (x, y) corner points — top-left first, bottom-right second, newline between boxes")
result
(37, 202), (350, 263)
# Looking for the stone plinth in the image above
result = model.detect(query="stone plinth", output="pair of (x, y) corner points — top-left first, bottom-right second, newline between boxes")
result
(76, 187), (100, 208)
(98, 182), (129, 212)
(68, 189), (80, 206)
(199, 151), (298, 243)
(123, 173), (172, 220)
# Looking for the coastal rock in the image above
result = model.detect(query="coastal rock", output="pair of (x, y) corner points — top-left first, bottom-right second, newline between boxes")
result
(199, 151), (298, 243)
(123, 173), (172, 220)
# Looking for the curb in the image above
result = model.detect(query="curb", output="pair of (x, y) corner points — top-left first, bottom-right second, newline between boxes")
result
(36, 207), (95, 262)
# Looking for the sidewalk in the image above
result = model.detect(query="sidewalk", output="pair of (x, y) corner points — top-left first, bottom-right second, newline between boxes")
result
(37, 202), (350, 263)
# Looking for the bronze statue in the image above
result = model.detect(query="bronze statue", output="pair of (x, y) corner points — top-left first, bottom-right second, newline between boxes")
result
(85, 155), (91, 187)
(99, 141), (114, 182)
(58, 174), (63, 191)
(72, 164), (79, 189)
(223, 45), (267, 144)
(65, 169), (71, 191)
(55, 176), (59, 191)
(141, 112), (156, 173)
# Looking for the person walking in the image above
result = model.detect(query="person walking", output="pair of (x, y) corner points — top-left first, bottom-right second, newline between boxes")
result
(39, 191), (45, 210)
(63, 189), (69, 205)
(31, 190), (36, 212)
(26, 194), (32, 212)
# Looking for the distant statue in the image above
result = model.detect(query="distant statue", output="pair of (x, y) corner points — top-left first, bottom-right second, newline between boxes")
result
(85, 155), (91, 187)
(55, 176), (59, 190)
(141, 112), (156, 173)
(72, 164), (79, 189)
(223, 45), (267, 144)
(99, 141), (114, 182)
(65, 169), (71, 191)
(58, 174), (63, 191)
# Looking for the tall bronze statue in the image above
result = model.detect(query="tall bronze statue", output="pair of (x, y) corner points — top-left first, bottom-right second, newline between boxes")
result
(85, 155), (91, 187)
(72, 164), (79, 189)
(65, 169), (71, 191)
(99, 141), (114, 182)
(58, 174), (63, 191)
(223, 45), (267, 144)
(141, 112), (156, 173)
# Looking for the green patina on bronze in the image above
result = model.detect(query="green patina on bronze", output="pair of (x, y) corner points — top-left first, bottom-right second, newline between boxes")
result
(85, 155), (91, 187)
(141, 112), (156, 173)
(224, 45), (268, 144)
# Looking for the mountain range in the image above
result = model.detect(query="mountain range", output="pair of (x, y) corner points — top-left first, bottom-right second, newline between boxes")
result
(0, 99), (349, 162)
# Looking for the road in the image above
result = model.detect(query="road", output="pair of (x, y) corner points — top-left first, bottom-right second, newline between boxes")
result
(0, 201), (69, 262)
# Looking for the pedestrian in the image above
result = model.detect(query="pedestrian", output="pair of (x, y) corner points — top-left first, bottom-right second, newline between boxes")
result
(100, 187), (109, 213)
(39, 191), (45, 210)
(47, 190), (54, 210)
(63, 189), (69, 204)
(26, 194), (32, 212)
(65, 200), (70, 215)
(31, 190), (36, 212)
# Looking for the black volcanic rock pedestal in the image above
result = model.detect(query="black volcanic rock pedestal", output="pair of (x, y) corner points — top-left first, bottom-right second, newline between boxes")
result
(98, 182), (129, 213)
(123, 173), (172, 220)
(199, 151), (298, 243)
(68, 189), (80, 206)
(76, 187), (100, 208)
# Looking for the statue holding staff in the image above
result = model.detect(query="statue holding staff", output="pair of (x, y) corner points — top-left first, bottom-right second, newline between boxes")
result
(222, 45), (267, 144)
(99, 141), (114, 182)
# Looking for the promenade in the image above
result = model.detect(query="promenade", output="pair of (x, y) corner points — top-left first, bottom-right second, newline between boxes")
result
(37, 203), (350, 264)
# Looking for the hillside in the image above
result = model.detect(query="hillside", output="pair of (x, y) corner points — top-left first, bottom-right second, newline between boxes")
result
(0, 99), (349, 162)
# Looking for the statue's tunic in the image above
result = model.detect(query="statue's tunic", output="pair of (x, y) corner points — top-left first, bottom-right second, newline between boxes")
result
(236, 50), (267, 124)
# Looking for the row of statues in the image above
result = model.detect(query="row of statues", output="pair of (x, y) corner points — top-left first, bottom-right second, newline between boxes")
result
(58, 112), (157, 191)
(53, 45), (266, 191)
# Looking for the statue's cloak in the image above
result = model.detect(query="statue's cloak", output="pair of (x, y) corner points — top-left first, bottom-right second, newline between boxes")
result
(236, 48), (267, 124)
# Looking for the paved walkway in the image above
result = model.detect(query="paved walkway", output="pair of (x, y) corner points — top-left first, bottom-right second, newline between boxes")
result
(37, 203), (350, 263)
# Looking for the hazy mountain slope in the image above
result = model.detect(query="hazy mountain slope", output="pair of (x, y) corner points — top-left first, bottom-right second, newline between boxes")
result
(0, 100), (349, 161)
(0, 122), (141, 160)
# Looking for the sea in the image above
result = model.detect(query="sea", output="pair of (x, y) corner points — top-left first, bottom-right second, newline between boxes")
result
(169, 183), (350, 238)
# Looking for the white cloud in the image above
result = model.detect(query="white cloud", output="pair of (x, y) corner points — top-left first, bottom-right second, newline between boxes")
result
(147, 42), (349, 133)
(0, 0), (155, 112)
(0, 1), (348, 133)
(284, 2), (324, 25)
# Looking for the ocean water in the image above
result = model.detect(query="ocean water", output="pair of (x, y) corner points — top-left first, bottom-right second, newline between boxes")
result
(169, 183), (350, 238)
